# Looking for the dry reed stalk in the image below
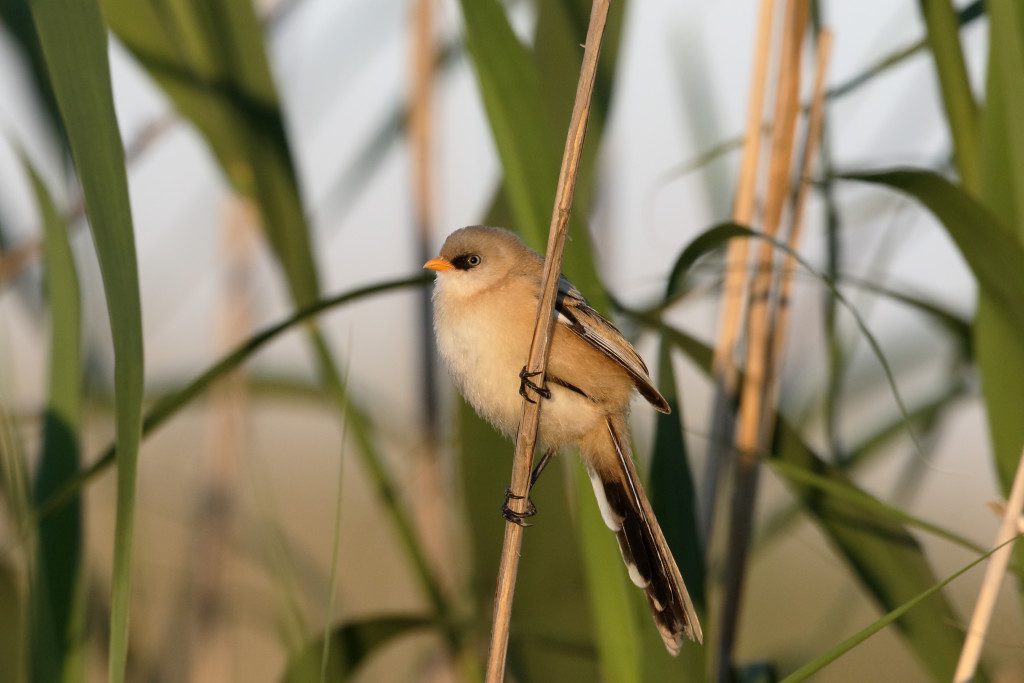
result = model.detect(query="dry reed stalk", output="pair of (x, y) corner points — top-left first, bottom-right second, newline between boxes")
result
(701, 0), (778, 541)
(410, 0), (437, 442)
(715, 1), (809, 678)
(733, 0), (809, 462)
(0, 241), (41, 286)
(710, 0), (778, 379)
(954, 444), (1024, 682)
(986, 501), (1024, 533)
(186, 198), (257, 681)
(764, 30), (833, 422)
(409, 0), (456, 602)
(484, 2), (610, 680)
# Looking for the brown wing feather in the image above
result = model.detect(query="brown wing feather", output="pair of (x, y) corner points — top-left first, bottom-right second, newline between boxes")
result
(555, 278), (671, 413)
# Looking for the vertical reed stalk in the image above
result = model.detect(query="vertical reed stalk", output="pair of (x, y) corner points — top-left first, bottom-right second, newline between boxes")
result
(702, 0), (778, 543)
(765, 30), (833, 418)
(954, 444), (1024, 681)
(411, 0), (440, 447)
(485, 2), (610, 680)
(715, 1), (810, 678)
(409, 0), (458, 617)
(185, 199), (256, 681)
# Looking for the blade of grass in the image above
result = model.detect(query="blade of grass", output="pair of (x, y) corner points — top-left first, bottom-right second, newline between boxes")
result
(843, 170), (1024, 339)
(846, 170), (1024, 501)
(0, 401), (32, 683)
(319, 360), (350, 683)
(644, 344), (705, 683)
(780, 535), (1021, 683)
(24, 160), (83, 683)
(0, 400), (32, 543)
(456, 0), (602, 295)
(28, 1), (145, 679)
(650, 344), (705, 612)
(917, 0), (981, 193)
(0, 0), (67, 145)
(766, 459), (985, 555)
(281, 615), (434, 683)
(979, 0), (1024, 238)
(974, 0), (1024, 594)
(456, 0), (558, 248)
(573, 465), (641, 683)
(100, 0), (319, 303)
(758, 379), (968, 550)
(0, 559), (25, 683)
(247, 453), (311, 658)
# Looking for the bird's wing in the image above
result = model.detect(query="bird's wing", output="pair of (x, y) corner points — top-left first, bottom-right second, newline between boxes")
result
(555, 277), (671, 413)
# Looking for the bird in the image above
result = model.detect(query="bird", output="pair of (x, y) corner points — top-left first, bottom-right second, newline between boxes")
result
(424, 225), (702, 654)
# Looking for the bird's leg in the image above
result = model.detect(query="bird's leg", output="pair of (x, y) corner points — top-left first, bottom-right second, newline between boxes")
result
(530, 448), (555, 488)
(501, 489), (537, 527)
(518, 366), (552, 403)
(501, 449), (556, 526)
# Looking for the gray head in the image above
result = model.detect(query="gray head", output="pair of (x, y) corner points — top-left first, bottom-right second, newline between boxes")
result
(424, 226), (540, 298)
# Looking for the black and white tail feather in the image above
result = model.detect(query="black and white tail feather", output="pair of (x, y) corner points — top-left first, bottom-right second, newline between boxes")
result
(586, 416), (703, 654)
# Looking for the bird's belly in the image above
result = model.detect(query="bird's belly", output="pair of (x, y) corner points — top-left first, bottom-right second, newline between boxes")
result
(436, 307), (600, 448)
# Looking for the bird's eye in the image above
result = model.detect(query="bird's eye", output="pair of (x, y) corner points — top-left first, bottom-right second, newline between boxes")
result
(452, 253), (482, 270)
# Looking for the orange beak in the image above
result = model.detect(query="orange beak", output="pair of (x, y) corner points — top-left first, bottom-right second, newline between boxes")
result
(424, 257), (456, 272)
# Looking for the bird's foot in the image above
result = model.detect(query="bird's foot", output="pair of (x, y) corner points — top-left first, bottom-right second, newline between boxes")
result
(501, 488), (538, 527)
(519, 367), (552, 404)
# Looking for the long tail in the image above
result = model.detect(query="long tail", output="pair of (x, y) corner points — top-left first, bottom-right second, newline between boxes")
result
(582, 416), (702, 654)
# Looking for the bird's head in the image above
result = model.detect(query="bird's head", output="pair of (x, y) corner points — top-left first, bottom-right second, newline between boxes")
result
(424, 226), (537, 299)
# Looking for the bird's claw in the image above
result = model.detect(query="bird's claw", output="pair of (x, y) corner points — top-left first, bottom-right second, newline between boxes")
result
(519, 367), (551, 404)
(502, 487), (538, 527)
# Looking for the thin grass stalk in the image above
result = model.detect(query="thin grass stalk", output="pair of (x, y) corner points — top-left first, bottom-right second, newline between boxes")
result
(484, 2), (609, 679)
(781, 534), (1022, 682)
(308, 331), (463, 652)
(716, 1), (809, 678)
(320, 363), (351, 683)
(954, 444), (1024, 681)
(765, 31), (833, 419)
(810, 0), (845, 459)
(701, 0), (778, 544)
